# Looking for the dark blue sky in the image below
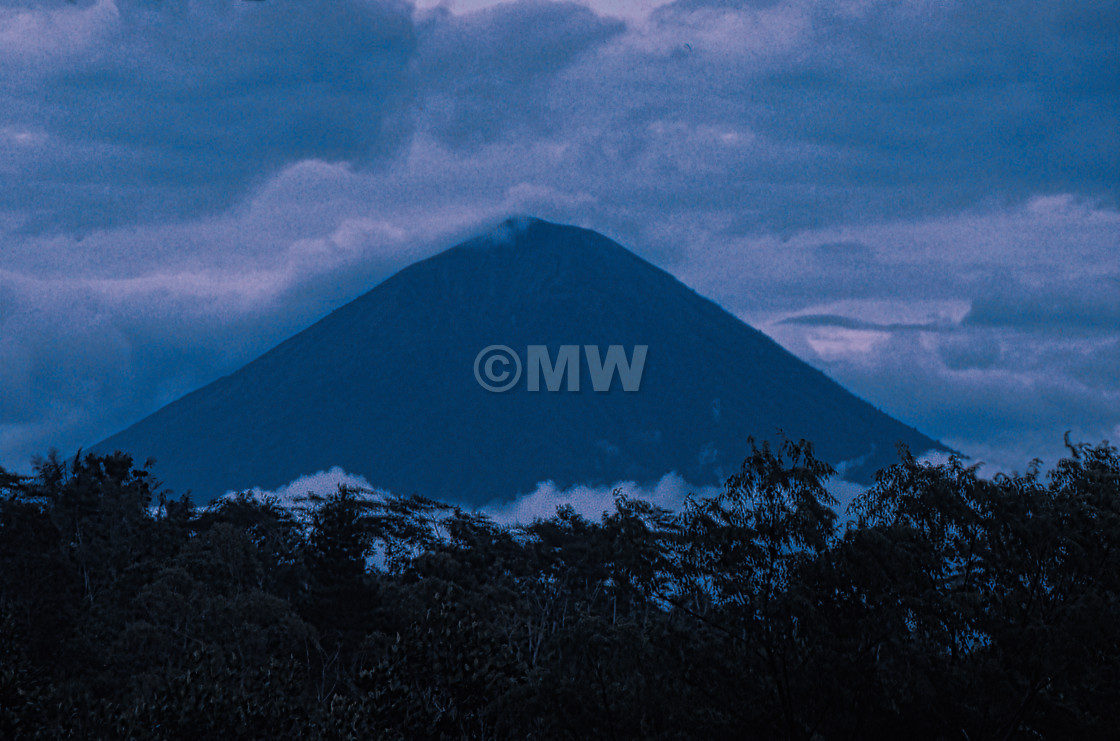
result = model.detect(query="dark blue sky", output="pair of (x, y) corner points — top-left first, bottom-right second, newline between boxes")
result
(1, 0), (1117, 482)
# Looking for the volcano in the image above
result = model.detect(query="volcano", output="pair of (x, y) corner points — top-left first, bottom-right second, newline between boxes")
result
(95, 218), (945, 504)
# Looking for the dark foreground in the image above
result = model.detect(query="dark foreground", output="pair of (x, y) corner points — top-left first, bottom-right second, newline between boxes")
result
(2, 439), (1117, 740)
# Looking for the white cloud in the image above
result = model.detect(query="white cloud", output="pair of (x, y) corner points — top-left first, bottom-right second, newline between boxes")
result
(217, 466), (383, 511)
(481, 472), (720, 525)
(224, 466), (871, 532)
(0, 0), (118, 64)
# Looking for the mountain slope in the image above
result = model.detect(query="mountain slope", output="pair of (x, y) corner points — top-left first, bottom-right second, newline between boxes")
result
(96, 218), (945, 503)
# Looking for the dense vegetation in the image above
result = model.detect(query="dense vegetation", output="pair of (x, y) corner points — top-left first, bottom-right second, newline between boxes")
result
(1, 439), (1117, 740)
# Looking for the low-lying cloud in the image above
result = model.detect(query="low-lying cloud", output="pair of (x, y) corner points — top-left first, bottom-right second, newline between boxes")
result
(217, 466), (875, 527)
(482, 473), (718, 525)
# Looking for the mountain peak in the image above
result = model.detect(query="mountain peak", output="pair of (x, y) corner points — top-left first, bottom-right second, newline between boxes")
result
(452, 216), (620, 259)
(95, 220), (946, 503)
(465, 215), (548, 248)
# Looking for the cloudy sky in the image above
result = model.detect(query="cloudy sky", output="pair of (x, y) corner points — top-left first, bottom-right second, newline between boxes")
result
(1, 0), (1117, 483)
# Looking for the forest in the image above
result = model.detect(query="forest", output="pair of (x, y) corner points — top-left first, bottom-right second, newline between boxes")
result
(1, 438), (1117, 740)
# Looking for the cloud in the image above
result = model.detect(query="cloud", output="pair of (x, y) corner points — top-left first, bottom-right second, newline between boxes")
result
(529, 0), (1120, 234)
(770, 319), (1120, 476)
(218, 466), (380, 510)
(763, 0), (1120, 210)
(481, 472), (719, 525)
(937, 332), (1003, 371)
(214, 464), (873, 534)
(813, 241), (875, 267)
(964, 276), (1120, 332)
(3, 0), (1115, 237)
(1, 0), (418, 232)
(414, 0), (625, 147)
(680, 196), (1119, 320)
(778, 314), (946, 332)
(214, 467), (695, 526)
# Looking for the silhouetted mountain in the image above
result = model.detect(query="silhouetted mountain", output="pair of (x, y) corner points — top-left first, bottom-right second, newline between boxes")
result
(95, 218), (946, 504)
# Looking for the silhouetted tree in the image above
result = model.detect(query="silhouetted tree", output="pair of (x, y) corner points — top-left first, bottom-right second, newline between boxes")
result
(1, 438), (1116, 739)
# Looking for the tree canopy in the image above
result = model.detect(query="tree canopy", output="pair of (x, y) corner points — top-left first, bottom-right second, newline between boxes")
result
(1, 439), (1117, 739)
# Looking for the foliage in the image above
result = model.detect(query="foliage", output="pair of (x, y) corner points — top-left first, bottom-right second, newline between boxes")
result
(1, 439), (1117, 739)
